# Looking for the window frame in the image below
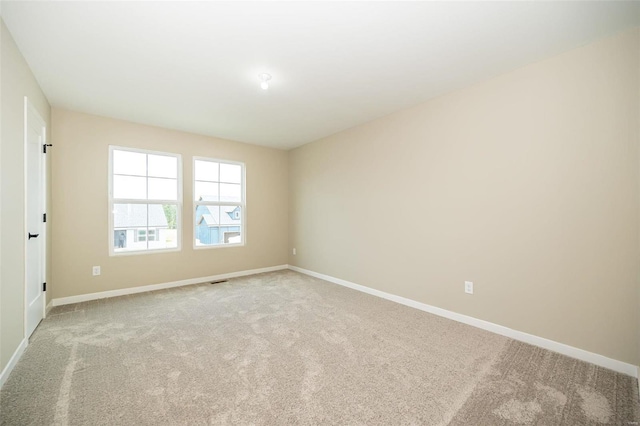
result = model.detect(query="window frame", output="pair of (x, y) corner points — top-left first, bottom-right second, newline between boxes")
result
(108, 145), (183, 256)
(192, 156), (246, 250)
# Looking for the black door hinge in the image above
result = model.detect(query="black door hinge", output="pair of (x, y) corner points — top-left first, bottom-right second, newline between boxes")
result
(43, 144), (53, 153)
(43, 213), (47, 223)
(43, 282), (47, 292)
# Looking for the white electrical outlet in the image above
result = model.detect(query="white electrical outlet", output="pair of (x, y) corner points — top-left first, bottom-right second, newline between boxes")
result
(92, 266), (101, 276)
(464, 281), (473, 294)
(293, 248), (297, 255)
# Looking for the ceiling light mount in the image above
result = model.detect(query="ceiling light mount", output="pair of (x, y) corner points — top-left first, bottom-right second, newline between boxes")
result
(259, 73), (272, 90)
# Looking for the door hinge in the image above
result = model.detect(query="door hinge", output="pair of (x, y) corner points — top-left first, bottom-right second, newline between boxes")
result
(43, 213), (47, 223)
(43, 282), (47, 292)
(43, 144), (53, 154)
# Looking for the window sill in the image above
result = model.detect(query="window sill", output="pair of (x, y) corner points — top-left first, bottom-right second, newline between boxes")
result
(110, 247), (181, 257)
(193, 242), (245, 250)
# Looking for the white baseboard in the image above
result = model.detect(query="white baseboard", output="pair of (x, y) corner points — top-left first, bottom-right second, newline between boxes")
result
(0, 338), (27, 389)
(52, 264), (289, 307)
(45, 300), (53, 315)
(289, 265), (639, 378)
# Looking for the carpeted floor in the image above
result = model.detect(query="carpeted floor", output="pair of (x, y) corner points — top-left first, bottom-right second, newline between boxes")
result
(1, 270), (638, 425)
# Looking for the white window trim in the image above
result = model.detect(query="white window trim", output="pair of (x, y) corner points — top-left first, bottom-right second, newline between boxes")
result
(108, 145), (183, 256)
(193, 156), (246, 250)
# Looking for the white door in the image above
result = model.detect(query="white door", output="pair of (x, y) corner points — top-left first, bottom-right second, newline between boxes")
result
(25, 98), (46, 338)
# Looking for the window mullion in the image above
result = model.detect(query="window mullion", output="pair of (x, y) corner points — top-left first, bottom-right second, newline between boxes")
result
(195, 201), (241, 207)
(114, 199), (179, 205)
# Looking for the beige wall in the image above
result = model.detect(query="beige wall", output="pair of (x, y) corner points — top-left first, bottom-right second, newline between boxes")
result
(0, 20), (51, 372)
(50, 109), (288, 299)
(289, 28), (640, 365)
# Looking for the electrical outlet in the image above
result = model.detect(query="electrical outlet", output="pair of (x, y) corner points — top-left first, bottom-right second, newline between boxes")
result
(465, 281), (473, 294)
(92, 266), (101, 276)
(293, 248), (297, 255)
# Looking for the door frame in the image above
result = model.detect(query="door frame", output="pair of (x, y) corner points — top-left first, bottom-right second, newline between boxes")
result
(23, 97), (47, 339)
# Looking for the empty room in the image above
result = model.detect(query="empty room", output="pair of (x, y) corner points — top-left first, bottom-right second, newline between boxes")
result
(1, 1), (640, 424)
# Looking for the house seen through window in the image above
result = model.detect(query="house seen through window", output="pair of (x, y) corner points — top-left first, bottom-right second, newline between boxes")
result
(194, 158), (244, 247)
(110, 146), (182, 254)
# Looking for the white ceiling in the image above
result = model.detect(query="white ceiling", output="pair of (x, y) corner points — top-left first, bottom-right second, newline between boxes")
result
(3, 1), (639, 150)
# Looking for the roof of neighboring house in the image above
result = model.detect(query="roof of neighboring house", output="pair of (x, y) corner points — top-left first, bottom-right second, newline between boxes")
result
(114, 204), (169, 228)
(197, 205), (240, 226)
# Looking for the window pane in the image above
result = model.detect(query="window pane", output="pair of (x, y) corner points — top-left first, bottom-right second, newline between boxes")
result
(221, 205), (242, 225)
(113, 150), (146, 176)
(148, 177), (177, 201)
(195, 160), (218, 182)
(113, 175), (146, 199)
(194, 181), (218, 202)
(195, 205), (242, 247)
(152, 229), (177, 249)
(113, 204), (178, 252)
(220, 163), (241, 183)
(159, 204), (178, 230)
(113, 204), (147, 252)
(224, 231), (241, 244)
(147, 204), (169, 228)
(148, 154), (177, 178)
(113, 203), (147, 227)
(220, 183), (241, 202)
(195, 205), (219, 246)
(114, 229), (130, 250)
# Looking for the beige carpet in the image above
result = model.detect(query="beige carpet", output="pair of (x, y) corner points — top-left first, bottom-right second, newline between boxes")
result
(1, 270), (638, 425)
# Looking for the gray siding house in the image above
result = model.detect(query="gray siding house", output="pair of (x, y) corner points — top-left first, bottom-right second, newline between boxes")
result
(113, 204), (169, 251)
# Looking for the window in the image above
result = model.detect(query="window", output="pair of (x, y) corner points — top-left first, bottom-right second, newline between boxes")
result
(109, 146), (181, 254)
(193, 158), (244, 248)
(135, 228), (157, 242)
